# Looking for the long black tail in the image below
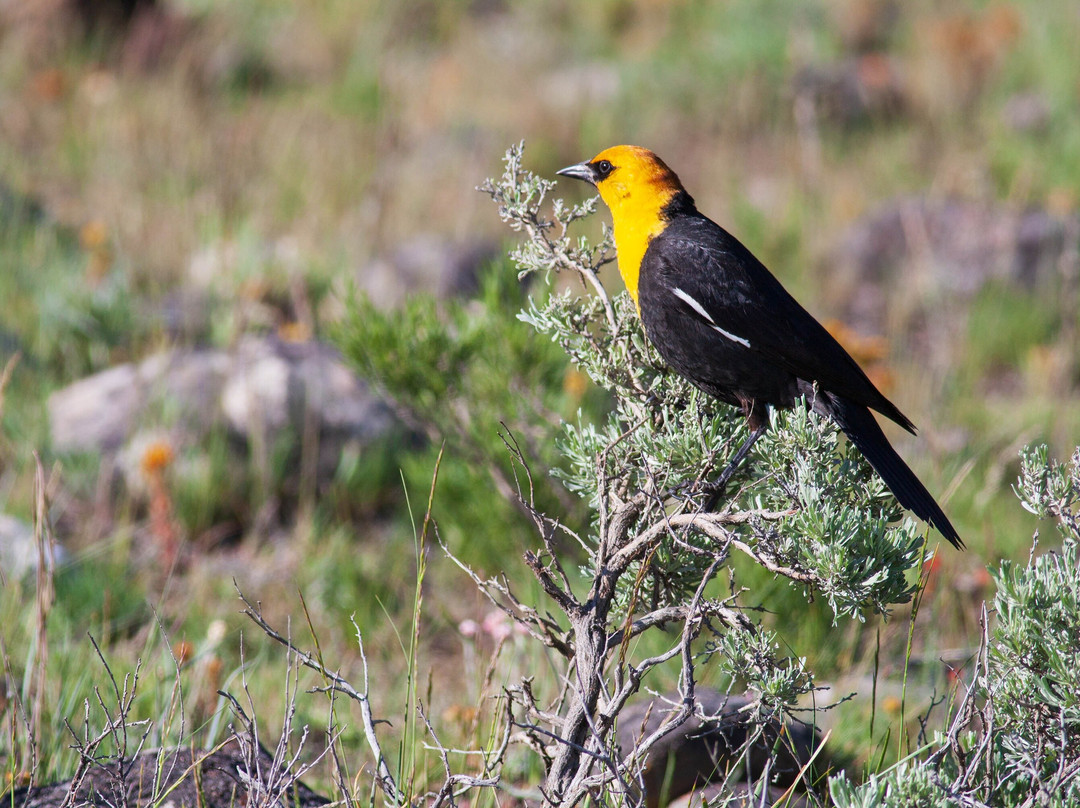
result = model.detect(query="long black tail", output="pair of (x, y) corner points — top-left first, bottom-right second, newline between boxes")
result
(826, 396), (963, 549)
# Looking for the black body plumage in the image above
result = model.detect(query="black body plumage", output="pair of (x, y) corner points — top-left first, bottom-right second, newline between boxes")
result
(638, 211), (963, 549)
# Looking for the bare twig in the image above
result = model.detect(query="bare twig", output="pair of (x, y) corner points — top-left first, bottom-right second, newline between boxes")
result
(236, 586), (403, 805)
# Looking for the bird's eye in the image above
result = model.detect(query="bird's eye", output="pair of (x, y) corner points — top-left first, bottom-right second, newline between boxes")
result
(595, 160), (614, 178)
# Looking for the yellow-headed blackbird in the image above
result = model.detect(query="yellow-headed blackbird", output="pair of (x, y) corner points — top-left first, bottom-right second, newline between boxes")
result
(558, 145), (962, 549)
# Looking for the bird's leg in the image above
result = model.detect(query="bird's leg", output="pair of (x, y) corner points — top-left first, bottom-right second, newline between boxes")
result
(701, 424), (768, 505)
(700, 399), (769, 508)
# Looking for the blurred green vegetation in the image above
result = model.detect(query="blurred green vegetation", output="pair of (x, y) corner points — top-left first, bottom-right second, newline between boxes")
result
(335, 260), (610, 568)
(0, 0), (1078, 797)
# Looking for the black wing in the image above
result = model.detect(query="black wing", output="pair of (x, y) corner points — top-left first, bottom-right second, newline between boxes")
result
(642, 215), (914, 432)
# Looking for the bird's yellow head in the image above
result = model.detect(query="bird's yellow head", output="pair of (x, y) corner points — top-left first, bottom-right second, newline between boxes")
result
(557, 146), (692, 303)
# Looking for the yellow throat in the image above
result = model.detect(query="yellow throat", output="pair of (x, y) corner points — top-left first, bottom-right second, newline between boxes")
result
(589, 146), (686, 305)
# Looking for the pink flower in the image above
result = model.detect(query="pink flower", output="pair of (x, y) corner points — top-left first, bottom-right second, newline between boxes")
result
(458, 619), (480, 638)
(482, 611), (512, 641)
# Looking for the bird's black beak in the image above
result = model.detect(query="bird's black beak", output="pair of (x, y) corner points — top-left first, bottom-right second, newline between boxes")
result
(556, 161), (597, 186)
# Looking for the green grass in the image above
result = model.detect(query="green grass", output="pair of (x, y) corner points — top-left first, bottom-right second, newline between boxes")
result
(2, 0), (1080, 799)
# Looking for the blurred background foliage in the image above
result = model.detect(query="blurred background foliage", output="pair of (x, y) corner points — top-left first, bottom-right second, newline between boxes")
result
(0, 0), (1078, 793)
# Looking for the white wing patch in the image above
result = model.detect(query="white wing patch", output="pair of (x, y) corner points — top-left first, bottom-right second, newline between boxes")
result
(672, 286), (751, 348)
(672, 286), (715, 323)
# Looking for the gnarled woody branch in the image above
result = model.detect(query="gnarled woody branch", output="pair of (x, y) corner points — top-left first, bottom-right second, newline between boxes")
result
(437, 413), (814, 808)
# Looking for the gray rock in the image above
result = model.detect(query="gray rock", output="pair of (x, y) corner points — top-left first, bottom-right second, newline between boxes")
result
(48, 363), (142, 454)
(221, 336), (397, 481)
(48, 336), (397, 490)
(3, 736), (329, 808)
(0, 513), (64, 581)
(220, 340), (291, 438)
(616, 690), (825, 808)
(358, 234), (496, 307)
(0, 513), (37, 580)
(48, 350), (229, 454)
(219, 335), (397, 442)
